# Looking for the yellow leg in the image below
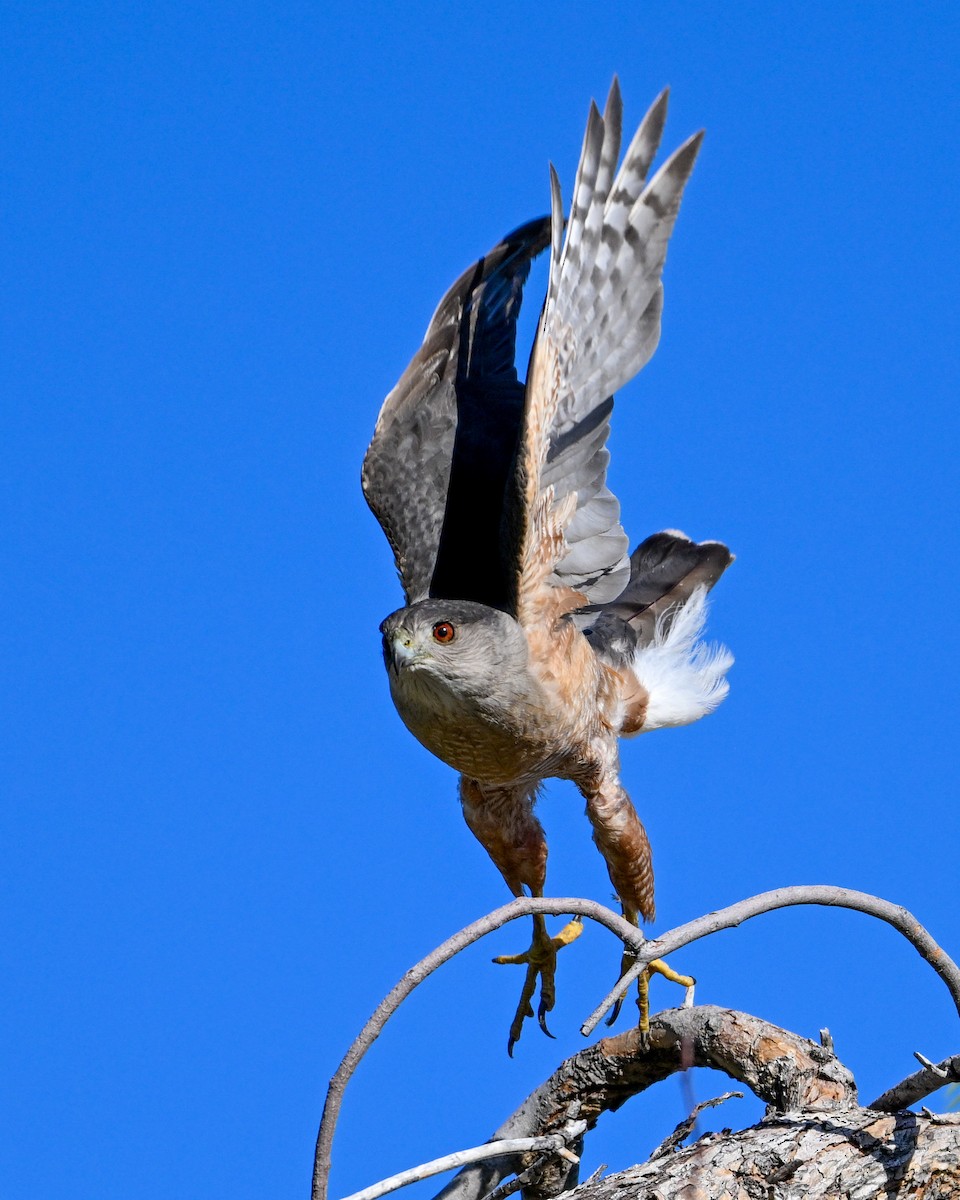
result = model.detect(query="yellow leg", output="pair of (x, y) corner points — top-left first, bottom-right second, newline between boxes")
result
(607, 910), (696, 1032)
(636, 958), (696, 1032)
(493, 915), (583, 1054)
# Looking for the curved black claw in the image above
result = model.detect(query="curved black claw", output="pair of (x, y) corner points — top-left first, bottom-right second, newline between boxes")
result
(606, 946), (638, 1027)
(494, 916), (583, 1053)
(606, 993), (626, 1027)
(537, 998), (557, 1038)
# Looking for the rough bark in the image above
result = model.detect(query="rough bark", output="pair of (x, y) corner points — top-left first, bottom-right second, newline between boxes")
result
(434, 1006), (960, 1200)
(315, 890), (960, 1200)
(568, 1108), (960, 1200)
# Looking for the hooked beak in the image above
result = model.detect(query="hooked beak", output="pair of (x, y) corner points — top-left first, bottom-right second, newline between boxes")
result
(382, 628), (423, 674)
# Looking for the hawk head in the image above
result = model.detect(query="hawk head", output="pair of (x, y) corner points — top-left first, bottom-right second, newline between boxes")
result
(380, 599), (528, 695)
(378, 599), (548, 779)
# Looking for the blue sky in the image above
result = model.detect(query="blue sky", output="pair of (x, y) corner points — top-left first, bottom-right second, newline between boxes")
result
(3, 3), (960, 1197)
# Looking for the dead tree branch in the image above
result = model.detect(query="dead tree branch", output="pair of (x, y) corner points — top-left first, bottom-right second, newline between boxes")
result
(648, 1090), (744, 1160)
(581, 885), (960, 1034)
(435, 1005), (858, 1200)
(339, 1124), (586, 1200)
(314, 887), (960, 1200)
(565, 1108), (960, 1199)
(870, 1052), (960, 1112)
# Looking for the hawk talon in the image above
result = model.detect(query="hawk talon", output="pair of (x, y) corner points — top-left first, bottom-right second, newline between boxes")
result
(507, 994), (535, 1057)
(603, 927), (696, 1032)
(495, 915), (583, 1052)
(637, 958), (697, 1032)
(606, 943), (639, 1026)
(537, 1001), (557, 1039)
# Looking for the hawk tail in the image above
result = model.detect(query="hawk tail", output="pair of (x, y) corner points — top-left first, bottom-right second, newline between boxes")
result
(579, 530), (734, 732)
(628, 583), (733, 731)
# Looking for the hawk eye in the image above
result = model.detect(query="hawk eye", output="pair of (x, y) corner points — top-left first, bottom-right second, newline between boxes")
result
(432, 621), (456, 644)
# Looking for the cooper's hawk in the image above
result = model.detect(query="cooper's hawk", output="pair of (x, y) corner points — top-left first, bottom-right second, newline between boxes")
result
(362, 80), (732, 1051)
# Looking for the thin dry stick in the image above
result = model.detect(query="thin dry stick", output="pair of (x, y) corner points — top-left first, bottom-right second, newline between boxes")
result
(870, 1054), (960, 1112)
(339, 1125), (586, 1200)
(580, 885), (960, 1035)
(314, 887), (960, 1200)
(649, 1091), (744, 1160)
(313, 897), (642, 1200)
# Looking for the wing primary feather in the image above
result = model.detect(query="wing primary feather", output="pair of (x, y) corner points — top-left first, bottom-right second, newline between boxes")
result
(547, 164), (564, 300)
(604, 87), (669, 241)
(511, 84), (705, 623)
(560, 101), (604, 284)
(596, 78), (623, 204)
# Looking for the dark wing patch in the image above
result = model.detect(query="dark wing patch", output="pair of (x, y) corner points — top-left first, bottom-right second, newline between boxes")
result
(362, 219), (550, 605)
(429, 221), (551, 609)
(576, 530), (733, 665)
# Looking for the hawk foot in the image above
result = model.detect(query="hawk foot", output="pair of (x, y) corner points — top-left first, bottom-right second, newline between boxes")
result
(606, 946), (696, 1031)
(492, 914), (583, 1055)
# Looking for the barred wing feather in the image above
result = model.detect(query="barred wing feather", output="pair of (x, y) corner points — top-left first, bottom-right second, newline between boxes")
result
(514, 80), (703, 627)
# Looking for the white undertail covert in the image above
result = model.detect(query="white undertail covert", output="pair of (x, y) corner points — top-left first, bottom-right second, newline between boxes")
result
(631, 586), (732, 732)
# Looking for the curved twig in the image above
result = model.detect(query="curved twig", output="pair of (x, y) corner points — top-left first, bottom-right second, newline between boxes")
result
(313, 897), (643, 1200)
(580, 886), (960, 1035)
(649, 1090), (744, 1160)
(314, 887), (960, 1200)
(340, 1123), (586, 1200)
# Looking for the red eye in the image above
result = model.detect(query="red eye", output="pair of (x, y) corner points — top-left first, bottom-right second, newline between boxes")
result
(432, 621), (456, 644)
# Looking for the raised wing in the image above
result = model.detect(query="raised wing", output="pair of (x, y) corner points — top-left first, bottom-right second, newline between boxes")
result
(512, 80), (703, 629)
(362, 219), (550, 606)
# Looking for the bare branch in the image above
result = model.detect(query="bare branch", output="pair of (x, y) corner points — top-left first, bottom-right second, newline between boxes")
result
(340, 1124), (587, 1200)
(478, 1155), (556, 1200)
(435, 1006), (857, 1200)
(870, 1053), (960, 1112)
(649, 1090), (744, 1160)
(313, 897), (642, 1200)
(581, 885), (960, 1035)
(565, 1109), (960, 1199)
(314, 887), (960, 1200)
(915, 1051), (950, 1077)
